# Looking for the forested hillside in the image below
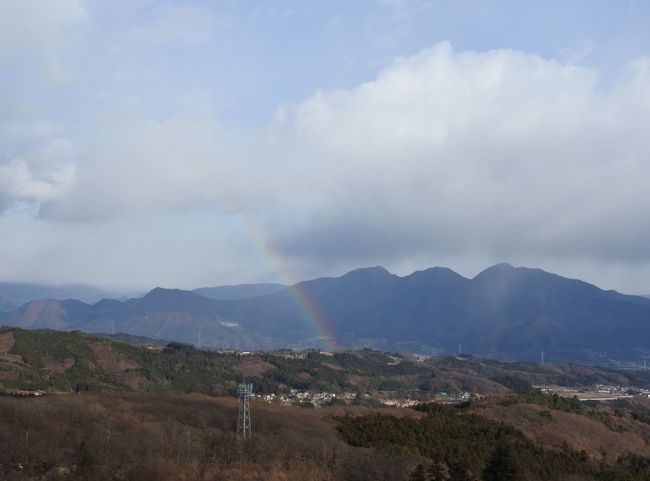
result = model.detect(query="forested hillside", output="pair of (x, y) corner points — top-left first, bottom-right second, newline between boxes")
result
(3, 327), (650, 397)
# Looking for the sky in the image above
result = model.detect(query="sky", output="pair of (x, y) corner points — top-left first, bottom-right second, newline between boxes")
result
(1, 0), (650, 294)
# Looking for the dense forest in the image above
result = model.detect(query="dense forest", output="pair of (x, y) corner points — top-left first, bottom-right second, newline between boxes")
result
(338, 402), (628, 481)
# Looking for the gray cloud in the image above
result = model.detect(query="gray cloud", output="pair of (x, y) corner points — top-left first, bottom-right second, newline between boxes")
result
(267, 45), (650, 270)
(0, 3), (649, 295)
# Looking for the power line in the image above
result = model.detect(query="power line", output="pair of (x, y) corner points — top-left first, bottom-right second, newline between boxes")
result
(450, 345), (648, 370)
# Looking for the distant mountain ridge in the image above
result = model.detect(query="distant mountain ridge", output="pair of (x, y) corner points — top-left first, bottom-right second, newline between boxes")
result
(214, 263), (650, 356)
(0, 282), (120, 312)
(4, 264), (650, 362)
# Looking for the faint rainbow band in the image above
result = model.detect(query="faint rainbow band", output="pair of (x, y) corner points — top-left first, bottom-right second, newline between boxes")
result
(248, 227), (336, 351)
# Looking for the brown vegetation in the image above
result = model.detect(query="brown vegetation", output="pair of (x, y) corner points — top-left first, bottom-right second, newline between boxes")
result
(87, 341), (146, 389)
(42, 355), (75, 374)
(15, 299), (66, 330)
(476, 401), (650, 462)
(0, 393), (420, 481)
(3, 391), (650, 480)
(0, 331), (24, 365)
(233, 359), (276, 377)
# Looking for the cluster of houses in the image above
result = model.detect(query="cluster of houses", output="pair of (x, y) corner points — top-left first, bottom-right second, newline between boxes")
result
(0, 388), (45, 398)
(250, 386), (483, 407)
(251, 389), (357, 406)
(538, 383), (650, 401)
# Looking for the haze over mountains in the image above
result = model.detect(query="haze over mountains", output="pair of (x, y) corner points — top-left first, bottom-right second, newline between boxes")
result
(0, 282), (121, 313)
(192, 283), (285, 301)
(0, 281), (287, 313)
(2, 264), (650, 364)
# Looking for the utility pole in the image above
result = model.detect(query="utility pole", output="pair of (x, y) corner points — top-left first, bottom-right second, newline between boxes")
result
(24, 429), (29, 466)
(105, 427), (111, 464)
(540, 349), (545, 366)
(237, 380), (253, 441)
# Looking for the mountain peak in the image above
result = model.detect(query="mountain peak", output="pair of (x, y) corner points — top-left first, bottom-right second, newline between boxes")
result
(144, 286), (171, 297)
(473, 263), (517, 279)
(141, 287), (202, 301)
(409, 266), (467, 278)
(341, 266), (392, 278)
(487, 262), (515, 271)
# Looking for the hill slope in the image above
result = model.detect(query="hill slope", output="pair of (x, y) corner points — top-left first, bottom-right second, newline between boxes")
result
(2, 328), (650, 480)
(3, 326), (650, 396)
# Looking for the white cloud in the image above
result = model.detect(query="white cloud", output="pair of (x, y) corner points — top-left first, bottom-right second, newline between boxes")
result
(0, 0), (88, 79)
(0, 158), (74, 202)
(0, 139), (76, 205)
(43, 117), (266, 221)
(264, 43), (650, 290)
(278, 43), (598, 156)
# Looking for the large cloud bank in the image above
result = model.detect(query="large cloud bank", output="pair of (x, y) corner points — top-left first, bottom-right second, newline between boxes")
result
(1, 6), (649, 293)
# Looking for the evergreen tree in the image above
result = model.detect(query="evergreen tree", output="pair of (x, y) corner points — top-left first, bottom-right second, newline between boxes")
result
(449, 462), (471, 481)
(410, 463), (428, 481)
(482, 446), (523, 481)
(75, 440), (94, 466)
(428, 462), (446, 481)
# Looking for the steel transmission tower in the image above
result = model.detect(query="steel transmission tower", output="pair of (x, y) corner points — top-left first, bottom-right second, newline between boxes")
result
(237, 381), (253, 440)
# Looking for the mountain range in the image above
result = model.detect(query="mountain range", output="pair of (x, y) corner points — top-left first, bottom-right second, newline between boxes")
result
(2, 264), (650, 362)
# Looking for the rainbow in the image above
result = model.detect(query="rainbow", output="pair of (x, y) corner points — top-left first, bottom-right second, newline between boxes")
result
(247, 227), (337, 351)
